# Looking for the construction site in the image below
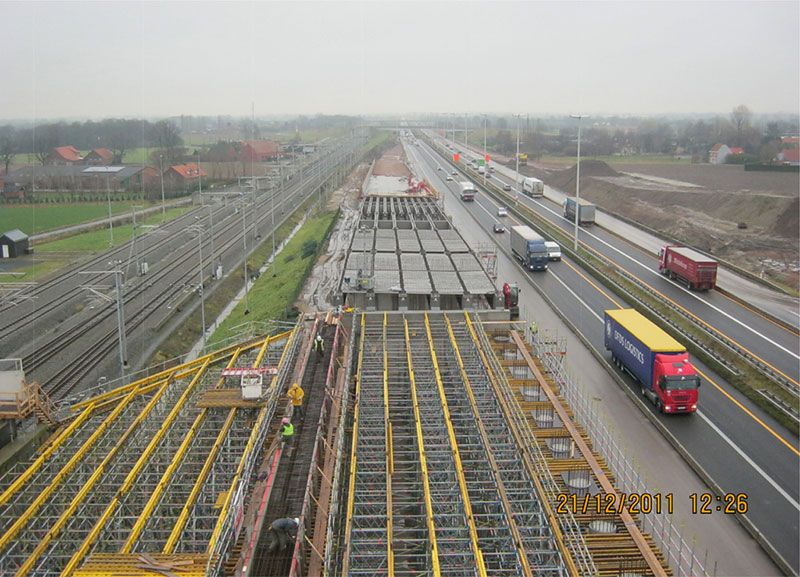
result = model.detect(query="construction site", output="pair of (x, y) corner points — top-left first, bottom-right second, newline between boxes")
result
(0, 145), (686, 577)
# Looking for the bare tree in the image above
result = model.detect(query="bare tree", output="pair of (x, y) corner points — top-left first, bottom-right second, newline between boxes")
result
(0, 126), (17, 175)
(731, 105), (752, 147)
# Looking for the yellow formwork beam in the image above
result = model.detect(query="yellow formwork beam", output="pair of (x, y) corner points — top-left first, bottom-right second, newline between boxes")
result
(422, 313), (486, 577)
(59, 362), (209, 577)
(11, 376), (174, 576)
(122, 347), (245, 553)
(443, 314), (532, 577)
(463, 312), (581, 577)
(507, 329), (669, 577)
(164, 334), (285, 554)
(206, 325), (299, 555)
(0, 405), (95, 505)
(341, 314), (366, 577)
(403, 318), (441, 577)
(383, 313), (395, 576)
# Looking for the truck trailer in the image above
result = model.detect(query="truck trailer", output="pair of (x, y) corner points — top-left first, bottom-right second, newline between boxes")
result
(522, 177), (544, 197)
(658, 245), (718, 291)
(510, 225), (548, 271)
(604, 309), (700, 414)
(563, 197), (596, 225)
(458, 181), (477, 201)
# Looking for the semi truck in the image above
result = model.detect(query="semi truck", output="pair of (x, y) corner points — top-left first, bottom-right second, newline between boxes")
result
(658, 245), (718, 291)
(604, 309), (700, 414)
(510, 225), (549, 271)
(522, 177), (544, 197)
(563, 197), (596, 225)
(459, 181), (477, 201)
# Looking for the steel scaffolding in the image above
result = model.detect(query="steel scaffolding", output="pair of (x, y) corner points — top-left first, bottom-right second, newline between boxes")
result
(0, 329), (299, 577)
(341, 311), (569, 576)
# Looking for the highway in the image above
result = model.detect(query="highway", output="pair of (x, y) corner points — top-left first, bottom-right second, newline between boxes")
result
(405, 137), (799, 575)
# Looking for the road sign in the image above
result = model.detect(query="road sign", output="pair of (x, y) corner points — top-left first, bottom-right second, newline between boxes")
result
(453, 153), (460, 162)
(485, 154), (491, 162)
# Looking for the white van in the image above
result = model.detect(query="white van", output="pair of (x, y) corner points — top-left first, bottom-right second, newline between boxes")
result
(544, 241), (562, 261)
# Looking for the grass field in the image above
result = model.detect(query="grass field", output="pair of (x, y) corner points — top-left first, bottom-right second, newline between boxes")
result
(0, 202), (147, 235)
(207, 209), (337, 347)
(35, 207), (189, 253)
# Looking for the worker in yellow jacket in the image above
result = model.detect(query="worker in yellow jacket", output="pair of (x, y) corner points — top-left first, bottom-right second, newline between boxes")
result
(287, 382), (305, 421)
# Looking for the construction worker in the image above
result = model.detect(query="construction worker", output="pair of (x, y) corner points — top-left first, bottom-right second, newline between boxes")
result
(313, 333), (325, 359)
(529, 321), (539, 343)
(280, 417), (294, 447)
(267, 517), (300, 553)
(287, 382), (305, 421)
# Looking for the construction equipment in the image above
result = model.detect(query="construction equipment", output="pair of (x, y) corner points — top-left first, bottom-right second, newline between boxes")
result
(503, 282), (520, 319)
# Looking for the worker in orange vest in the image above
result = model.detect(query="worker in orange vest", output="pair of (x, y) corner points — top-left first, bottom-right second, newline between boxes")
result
(287, 382), (305, 421)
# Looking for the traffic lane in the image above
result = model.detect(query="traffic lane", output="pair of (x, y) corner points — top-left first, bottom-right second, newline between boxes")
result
(452, 149), (800, 384)
(424, 147), (800, 572)
(434, 167), (781, 576)
(428, 132), (799, 329)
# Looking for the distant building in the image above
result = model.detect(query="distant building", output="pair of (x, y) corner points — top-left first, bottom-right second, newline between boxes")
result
(0, 229), (29, 259)
(47, 146), (83, 165)
(778, 148), (800, 165)
(728, 147), (744, 156)
(240, 141), (280, 162)
(708, 143), (731, 164)
(7, 165), (158, 192)
(83, 148), (114, 166)
(164, 163), (207, 190)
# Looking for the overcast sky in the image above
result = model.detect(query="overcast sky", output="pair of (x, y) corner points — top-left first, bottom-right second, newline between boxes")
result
(1, 1), (797, 120)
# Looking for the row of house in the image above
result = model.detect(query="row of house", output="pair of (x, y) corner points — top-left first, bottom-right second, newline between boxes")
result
(708, 136), (800, 165)
(2, 163), (207, 199)
(46, 140), (293, 167)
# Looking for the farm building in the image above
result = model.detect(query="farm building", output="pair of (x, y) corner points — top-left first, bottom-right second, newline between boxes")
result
(7, 165), (158, 192)
(83, 147), (115, 166)
(0, 229), (29, 259)
(240, 140), (280, 162)
(47, 146), (83, 165)
(164, 163), (207, 190)
(708, 143), (732, 164)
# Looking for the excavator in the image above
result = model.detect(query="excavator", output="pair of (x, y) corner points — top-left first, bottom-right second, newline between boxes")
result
(502, 282), (520, 319)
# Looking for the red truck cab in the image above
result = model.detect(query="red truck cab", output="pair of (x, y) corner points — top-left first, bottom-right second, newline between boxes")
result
(650, 351), (700, 413)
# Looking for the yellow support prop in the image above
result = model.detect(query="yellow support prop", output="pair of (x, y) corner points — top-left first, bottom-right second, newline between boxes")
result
(122, 346), (246, 553)
(58, 362), (208, 577)
(443, 314), (532, 577)
(383, 313), (394, 576)
(12, 376), (175, 576)
(341, 314), (366, 577)
(0, 406), (95, 505)
(464, 312), (581, 577)
(403, 318), (441, 577)
(422, 313), (487, 577)
(206, 325), (299, 555)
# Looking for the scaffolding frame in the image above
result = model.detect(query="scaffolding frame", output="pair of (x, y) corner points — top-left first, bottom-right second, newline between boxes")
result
(0, 328), (300, 577)
(340, 311), (569, 576)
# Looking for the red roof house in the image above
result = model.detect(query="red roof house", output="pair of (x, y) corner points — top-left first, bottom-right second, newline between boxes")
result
(47, 146), (83, 165)
(240, 141), (279, 162)
(166, 162), (207, 180)
(83, 148), (114, 166)
(728, 147), (744, 155)
(779, 149), (800, 165)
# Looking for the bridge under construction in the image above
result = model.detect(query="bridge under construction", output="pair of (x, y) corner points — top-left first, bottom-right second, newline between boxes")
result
(0, 308), (674, 577)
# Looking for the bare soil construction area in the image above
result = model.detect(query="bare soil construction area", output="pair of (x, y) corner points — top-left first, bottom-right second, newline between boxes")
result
(372, 144), (411, 177)
(524, 160), (799, 288)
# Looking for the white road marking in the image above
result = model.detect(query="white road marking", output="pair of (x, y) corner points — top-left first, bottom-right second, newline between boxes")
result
(426, 137), (799, 363)
(418, 138), (800, 510)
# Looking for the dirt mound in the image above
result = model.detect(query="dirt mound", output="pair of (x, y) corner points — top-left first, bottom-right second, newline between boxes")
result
(774, 198), (799, 238)
(372, 145), (410, 178)
(549, 160), (620, 192)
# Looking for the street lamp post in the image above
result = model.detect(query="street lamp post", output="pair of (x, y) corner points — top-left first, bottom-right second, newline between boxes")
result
(570, 114), (588, 251)
(159, 154), (166, 220)
(514, 114), (521, 190)
(189, 225), (207, 350)
(483, 114), (488, 186)
(241, 194), (250, 315)
(106, 173), (114, 247)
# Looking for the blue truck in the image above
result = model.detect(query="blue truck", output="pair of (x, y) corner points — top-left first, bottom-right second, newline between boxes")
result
(604, 309), (700, 414)
(510, 225), (548, 271)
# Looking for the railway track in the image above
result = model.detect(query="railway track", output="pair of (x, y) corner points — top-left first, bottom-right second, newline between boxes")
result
(8, 141), (359, 399)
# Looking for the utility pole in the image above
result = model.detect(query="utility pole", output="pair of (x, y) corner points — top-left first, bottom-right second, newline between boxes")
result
(241, 194), (250, 315)
(514, 114), (521, 190)
(159, 154), (166, 220)
(570, 114), (588, 251)
(106, 175), (114, 247)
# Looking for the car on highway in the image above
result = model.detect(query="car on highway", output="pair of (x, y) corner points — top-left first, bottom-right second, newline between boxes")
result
(451, 170), (457, 175)
(493, 223), (506, 233)
(446, 175), (453, 181)
(497, 207), (508, 217)
(503, 183), (512, 191)
(545, 241), (562, 261)
(437, 166), (442, 171)
(489, 166), (495, 172)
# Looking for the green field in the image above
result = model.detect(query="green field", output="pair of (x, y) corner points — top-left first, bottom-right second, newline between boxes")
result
(35, 207), (189, 253)
(0, 202), (145, 236)
(208, 209), (337, 347)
